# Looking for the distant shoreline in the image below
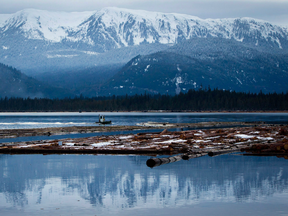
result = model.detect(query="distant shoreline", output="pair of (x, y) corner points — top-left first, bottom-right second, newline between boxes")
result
(0, 110), (288, 114)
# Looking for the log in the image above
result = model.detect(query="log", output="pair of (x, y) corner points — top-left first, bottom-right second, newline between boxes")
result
(146, 155), (182, 168)
(208, 148), (240, 157)
(182, 153), (207, 160)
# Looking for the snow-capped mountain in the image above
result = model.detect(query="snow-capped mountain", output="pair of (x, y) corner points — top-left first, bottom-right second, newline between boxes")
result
(1, 7), (288, 48)
(1, 7), (288, 74)
(1, 7), (288, 97)
(0, 9), (94, 42)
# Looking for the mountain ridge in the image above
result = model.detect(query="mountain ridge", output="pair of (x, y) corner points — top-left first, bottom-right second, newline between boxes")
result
(1, 7), (288, 97)
(1, 7), (287, 48)
(1, 7), (288, 76)
(99, 38), (288, 95)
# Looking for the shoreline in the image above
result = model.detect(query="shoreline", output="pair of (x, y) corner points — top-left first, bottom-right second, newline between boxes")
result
(0, 110), (288, 114)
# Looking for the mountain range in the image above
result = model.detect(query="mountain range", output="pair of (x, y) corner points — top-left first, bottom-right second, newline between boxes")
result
(0, 7), (288, 97)
(100, 38), (288, 95)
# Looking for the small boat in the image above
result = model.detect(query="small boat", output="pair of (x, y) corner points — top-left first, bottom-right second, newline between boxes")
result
(96, 115), (112, 124)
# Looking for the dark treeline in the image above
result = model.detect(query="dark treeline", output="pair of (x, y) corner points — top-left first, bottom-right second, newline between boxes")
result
(0, 89), (288, 112)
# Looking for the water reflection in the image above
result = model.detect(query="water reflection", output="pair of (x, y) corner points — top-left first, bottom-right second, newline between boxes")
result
(0, 154), (288, 215)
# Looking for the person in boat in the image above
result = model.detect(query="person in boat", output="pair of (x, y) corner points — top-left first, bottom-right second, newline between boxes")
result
(98, 114), (111, 124)
(99, 114), (105, 123)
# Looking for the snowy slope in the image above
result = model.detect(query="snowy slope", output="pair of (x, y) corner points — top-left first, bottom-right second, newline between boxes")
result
(0, 9), (94, 42)
(80, 7), (288, 48)
(1, 7), (287, 49)
(1, 7), (288, 76)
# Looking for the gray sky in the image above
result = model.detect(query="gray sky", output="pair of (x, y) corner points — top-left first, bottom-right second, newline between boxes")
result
(0, 0), (287, 26)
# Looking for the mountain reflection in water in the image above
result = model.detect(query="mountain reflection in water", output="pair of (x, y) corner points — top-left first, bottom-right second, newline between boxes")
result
(0, 154), (288, 216)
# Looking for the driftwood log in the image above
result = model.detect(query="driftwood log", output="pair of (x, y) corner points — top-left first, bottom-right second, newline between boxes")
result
(208, 149), (239, 157)
(146, 155), (183, 168)
(182, 153), (207, 160)
(1, 124), (287, 160)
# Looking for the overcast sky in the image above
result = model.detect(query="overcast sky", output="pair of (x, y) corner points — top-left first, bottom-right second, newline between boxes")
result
(0, 0), (287, 26)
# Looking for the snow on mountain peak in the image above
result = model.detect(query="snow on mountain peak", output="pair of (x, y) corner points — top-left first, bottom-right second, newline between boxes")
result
(12, 8), (94, 27)
(0, 7), (287, 49)
(83, 7), (210, 46)
(1, 8), (95, 42)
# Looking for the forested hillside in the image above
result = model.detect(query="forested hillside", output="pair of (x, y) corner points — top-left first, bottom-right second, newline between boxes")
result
(0, 89), (287, 111)
(0, 63), (72, 98)
(99, 38), (288, 95)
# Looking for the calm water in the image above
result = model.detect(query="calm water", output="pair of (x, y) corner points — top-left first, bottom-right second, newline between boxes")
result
(0, 112), (288, 129)
(1, 113), (288, 215)
(0, 154), (288, 216)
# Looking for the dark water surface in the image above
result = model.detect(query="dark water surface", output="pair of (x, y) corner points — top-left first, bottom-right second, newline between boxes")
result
(0, 154), (288, 216)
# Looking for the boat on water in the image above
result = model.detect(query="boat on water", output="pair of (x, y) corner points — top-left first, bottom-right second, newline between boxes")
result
(96, 115), (112, 124)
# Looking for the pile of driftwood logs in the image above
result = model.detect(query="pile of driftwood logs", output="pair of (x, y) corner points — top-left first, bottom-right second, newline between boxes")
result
(0, 121), (254, 139)
(147, 125), (288, 167)
(0, 124), (287, 167)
